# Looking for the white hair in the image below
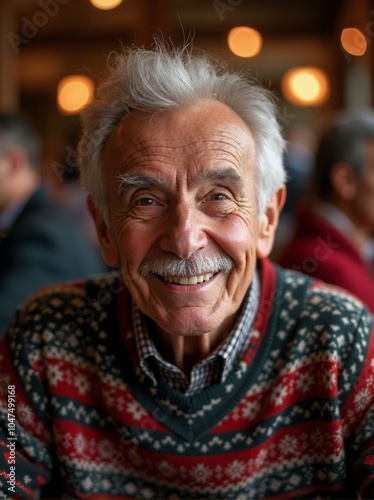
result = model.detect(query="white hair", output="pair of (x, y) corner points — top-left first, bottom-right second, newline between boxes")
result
(78, 43), (286, 221)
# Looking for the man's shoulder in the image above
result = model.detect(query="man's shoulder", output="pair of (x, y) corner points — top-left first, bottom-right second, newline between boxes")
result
(5, 187), (103, 273)
(280, 265), (372, 323)
(4, 272), (128, 380)
(18, 271), (124, 319)
(10, 187), (89, 247)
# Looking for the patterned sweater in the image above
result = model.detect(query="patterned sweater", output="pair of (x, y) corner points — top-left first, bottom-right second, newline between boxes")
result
(0, 259), (374, 499)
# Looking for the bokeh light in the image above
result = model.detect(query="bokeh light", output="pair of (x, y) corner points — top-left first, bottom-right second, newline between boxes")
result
(89, 0), (122, 10)
(281, 67), (330, 106)
(57, 75), (94, 115)
(341, 28), (367, 56)
(228, 26), (263, 58)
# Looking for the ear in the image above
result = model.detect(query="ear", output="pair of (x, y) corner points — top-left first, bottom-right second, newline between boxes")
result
(330, 162), (357, 200)
(256, 185), (286, 258)
(87, 195), (120, 267)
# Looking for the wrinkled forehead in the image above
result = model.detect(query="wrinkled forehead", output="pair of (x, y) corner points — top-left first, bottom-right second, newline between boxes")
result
(102, 101), (256, 174)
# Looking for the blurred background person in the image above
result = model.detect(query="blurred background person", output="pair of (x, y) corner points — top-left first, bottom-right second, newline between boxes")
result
(44, 133), (105, 262)
(277, 109), (374, 314)
(272, 125), (315, 259)
(0, 113), (105, 335)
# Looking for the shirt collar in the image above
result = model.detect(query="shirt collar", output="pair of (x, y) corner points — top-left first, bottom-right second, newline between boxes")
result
(131, 269), (260, 394)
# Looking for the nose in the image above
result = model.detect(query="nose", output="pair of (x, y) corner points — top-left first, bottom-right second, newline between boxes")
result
(159, 203), (208, 259)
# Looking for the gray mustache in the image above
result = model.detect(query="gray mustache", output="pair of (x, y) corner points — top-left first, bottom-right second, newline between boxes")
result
(139, 253), (235, 277)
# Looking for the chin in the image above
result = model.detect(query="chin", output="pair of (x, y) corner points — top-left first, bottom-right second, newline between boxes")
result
(160, 319), (212, 337)
(154, 309), (227, 338)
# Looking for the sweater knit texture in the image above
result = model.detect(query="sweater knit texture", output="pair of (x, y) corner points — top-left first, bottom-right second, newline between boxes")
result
(0, 259), (374, 499)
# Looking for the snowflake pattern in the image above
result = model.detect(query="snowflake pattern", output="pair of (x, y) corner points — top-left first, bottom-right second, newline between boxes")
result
(74, 433), (87, 454)
(271, 384), (288, 406)
(126, 400), (148, 420)
(354, 387), (372, 413)
(74, 373), (91, 395)
(226, 459), (246, 480)
(242, 400), (259, 420)
(47, 364), (64, 386)
(296, 371), (314, 392)
(190, 463), (212, 483)
(16, 403), (34, 426)
(278, 434), (299, 457)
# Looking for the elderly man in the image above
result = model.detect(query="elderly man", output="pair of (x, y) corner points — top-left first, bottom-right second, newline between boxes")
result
(0, 44), (373, 499)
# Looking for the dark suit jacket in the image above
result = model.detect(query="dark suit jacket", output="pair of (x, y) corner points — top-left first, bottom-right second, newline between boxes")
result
(0, 186), (104, 334)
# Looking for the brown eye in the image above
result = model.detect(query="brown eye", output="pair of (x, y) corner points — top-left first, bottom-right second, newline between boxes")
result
(209, 193), (227, 201)
(136, 198), (157, 206)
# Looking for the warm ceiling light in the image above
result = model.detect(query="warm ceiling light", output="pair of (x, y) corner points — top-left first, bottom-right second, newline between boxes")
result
(341, 28), (367, 56)
(281, 67), (329, 107)
(57, 75), (94, 115)
(228, 26), (263, 58)
(89, 0), (122, 9)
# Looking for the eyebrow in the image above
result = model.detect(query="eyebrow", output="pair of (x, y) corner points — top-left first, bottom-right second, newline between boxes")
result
(195, 167), (245, 189)
(117, 173), (169, 199)
(116, 167), (245, 199)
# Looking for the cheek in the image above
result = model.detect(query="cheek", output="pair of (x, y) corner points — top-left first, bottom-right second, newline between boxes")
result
(359, 178), (374, 207)
(212, 217), (257, 262)
(114, 217), (161, 269)
(117, 235), (143, 269)
(217, 218), (258, 302)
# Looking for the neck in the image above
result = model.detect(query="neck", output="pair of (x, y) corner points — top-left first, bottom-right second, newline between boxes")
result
(155, 314), (236, 375)
(169, 335), (211, 374)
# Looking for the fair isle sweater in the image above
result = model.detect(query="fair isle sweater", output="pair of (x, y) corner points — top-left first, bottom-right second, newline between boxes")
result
(0, 259), (374, 499)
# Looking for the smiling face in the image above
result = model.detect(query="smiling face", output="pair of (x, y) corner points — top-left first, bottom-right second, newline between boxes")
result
(90, 100), (283, 344)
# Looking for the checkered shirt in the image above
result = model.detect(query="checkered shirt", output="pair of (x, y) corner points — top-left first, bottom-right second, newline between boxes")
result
(131, 271), (260, 395)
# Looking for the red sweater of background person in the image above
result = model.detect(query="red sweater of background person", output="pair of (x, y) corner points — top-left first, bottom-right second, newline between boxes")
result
(277, 208), (374, 314)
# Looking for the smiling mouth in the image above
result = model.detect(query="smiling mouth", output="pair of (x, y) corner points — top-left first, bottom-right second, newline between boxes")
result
(160, 272), (215, 285)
